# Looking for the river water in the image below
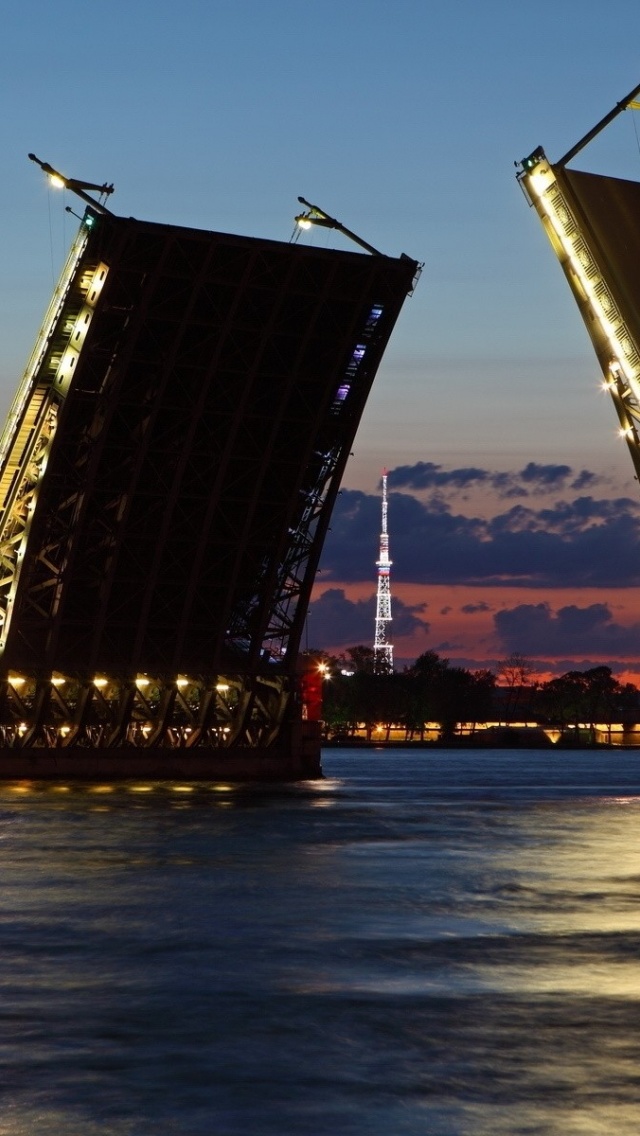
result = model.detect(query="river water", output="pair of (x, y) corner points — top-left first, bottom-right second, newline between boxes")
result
(2, 747), (640, 1135)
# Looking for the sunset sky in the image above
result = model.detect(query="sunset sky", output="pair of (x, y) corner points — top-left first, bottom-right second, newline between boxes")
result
(3, 1), (640, 680)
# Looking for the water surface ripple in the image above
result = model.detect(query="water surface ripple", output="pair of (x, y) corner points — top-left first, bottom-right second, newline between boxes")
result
(1, 748), (640, 1134)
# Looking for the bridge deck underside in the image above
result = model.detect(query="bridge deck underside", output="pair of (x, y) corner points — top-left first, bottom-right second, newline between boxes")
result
(559, 167), (640, 349)
(0, 215), (416, 751)
(5, 219), (414, 677)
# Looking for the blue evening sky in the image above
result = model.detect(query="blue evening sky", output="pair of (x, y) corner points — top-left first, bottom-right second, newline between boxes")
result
(2, 0), (640, 495)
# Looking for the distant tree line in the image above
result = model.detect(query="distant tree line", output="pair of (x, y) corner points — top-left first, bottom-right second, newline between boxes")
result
(305, 647), (640, 744)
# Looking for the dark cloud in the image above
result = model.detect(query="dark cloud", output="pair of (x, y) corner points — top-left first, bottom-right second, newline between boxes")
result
(412, 651), (640, 678)
(388, 461), (489, 491)
(461, 602), (491, 614)
(571, 469), (598, 491)
(387, 460), (606, 500)
(519, 461), (571, 487)
(494, 602), (640, 658)
(306, 588), (428, 650)
(319, 488), (640, 588)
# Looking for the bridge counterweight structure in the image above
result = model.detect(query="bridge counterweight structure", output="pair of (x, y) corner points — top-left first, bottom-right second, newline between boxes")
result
(0, 198), (418, 776)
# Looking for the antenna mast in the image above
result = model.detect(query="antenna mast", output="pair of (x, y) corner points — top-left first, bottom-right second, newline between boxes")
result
(373, 469), (393, 674)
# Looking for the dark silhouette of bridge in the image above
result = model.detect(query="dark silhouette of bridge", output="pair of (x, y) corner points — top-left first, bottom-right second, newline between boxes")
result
(0, 184), (418, 778)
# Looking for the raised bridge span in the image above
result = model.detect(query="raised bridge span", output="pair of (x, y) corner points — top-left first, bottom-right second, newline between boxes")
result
(0, 179), (418, 779)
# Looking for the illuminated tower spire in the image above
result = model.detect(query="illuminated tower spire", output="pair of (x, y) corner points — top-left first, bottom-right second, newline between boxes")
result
(373, 469), (393, 673)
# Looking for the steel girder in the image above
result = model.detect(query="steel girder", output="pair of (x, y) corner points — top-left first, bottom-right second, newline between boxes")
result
(0, 672), (291, 749)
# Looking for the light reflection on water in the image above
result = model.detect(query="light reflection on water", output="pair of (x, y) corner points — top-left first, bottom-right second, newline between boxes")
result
(0, 749), (640, 1134)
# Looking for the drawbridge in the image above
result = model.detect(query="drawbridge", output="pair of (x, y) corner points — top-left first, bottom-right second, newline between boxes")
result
(0, 161), (419, 778)
(517, 82), (640, 481)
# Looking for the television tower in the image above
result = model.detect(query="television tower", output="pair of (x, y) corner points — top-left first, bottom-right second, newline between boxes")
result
(373, 469), (393, 673)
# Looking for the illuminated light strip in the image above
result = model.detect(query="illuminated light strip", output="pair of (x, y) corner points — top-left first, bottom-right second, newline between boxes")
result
(0, 251), (109, 654)
(53, 266), (108, 394)
(0, 412), (58, 647)
(527, 164), (640, 408)
(0, 224), (91, 475)
(0, 261), (108, 504)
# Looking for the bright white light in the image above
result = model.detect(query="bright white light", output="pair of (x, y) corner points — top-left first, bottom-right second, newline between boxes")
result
(49, 174), (65, 189)
(297, 218), (312, 229)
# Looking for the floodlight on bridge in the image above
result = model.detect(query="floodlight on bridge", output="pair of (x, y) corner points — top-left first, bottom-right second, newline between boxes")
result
(28, 153), (115, 214)
(294, 196), (383, 256)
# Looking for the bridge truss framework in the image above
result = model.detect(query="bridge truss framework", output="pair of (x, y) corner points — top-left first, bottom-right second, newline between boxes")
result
(0, 204), (418, 761)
